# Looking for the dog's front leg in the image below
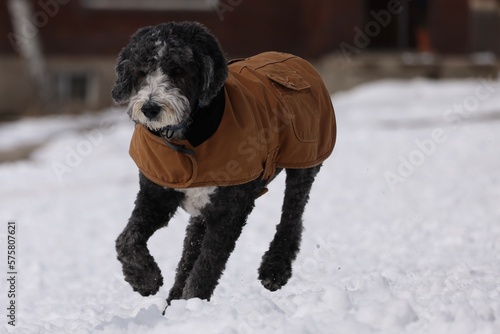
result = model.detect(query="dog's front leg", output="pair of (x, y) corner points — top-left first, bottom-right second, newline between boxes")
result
(181, 183), (260, 301)
(181, 214), (248, 301)
(116, 173), (184, 296)
(167, 215), (207, 304)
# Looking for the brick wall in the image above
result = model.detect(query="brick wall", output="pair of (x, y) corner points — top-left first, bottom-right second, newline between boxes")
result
(429, 0), (470, 54)
(1, 0), (487, 58)
(1, 0), (360, 59)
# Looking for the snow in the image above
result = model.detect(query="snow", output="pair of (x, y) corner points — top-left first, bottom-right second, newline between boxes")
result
(1, 78), (500, 333)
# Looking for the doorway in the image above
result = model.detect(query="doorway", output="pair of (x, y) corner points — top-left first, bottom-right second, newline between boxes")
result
(365, 0), (430, 51)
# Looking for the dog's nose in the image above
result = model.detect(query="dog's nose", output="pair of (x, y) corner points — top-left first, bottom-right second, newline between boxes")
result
(141, 102), (161, 119)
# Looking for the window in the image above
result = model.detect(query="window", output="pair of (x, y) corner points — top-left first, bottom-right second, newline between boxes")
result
(51, 71), (96, 103)
(82, 0), (217, 11)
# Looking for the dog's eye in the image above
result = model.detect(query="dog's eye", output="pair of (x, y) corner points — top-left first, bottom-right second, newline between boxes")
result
(170, 67), (184, 77)
(136, 71), (146, 84)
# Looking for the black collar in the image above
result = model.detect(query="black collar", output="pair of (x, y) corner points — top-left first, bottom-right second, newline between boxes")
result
(183, 87), (225, 147)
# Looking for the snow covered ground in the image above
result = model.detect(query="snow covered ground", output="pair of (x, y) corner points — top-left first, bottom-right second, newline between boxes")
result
(1, 78), (500, 333)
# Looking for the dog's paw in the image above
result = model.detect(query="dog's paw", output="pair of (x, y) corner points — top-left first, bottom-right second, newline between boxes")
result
(123, 262), (163, 296)
(166, 286), (183, 305)
(120, 255), (164, 296)
(258, 254), (292, 292)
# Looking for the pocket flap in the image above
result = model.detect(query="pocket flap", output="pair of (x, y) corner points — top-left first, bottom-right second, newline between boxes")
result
(267, 72), (311, 91)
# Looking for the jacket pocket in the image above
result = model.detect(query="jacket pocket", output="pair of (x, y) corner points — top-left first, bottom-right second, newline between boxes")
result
(267, 71), (319, 143)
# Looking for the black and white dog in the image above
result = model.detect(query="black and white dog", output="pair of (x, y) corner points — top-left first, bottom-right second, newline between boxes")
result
(112, 21), (335, 308)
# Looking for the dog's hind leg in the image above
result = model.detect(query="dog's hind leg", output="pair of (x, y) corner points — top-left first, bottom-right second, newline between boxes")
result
(116, 173), (184, 296)
(167, 215), (206, 304)
(258, 165), (322, 291)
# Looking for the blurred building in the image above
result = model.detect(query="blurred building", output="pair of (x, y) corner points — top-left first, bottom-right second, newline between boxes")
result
(0, 0), (499, 118)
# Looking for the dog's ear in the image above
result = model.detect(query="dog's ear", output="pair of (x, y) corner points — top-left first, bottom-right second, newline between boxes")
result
(111, 26), (154, 104)
(111, 47), (134, 104)
(193, 24), (228, 107)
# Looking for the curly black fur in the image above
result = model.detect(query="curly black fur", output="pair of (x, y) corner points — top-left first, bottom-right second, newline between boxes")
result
(258, 166), (321, 291)
(113, 22), (326, 309)
(115, 173), (185, 296)
(111, 21), (228, 108)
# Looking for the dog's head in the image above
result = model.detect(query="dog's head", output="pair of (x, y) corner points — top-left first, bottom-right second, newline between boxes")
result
(111, 22), (228, 131)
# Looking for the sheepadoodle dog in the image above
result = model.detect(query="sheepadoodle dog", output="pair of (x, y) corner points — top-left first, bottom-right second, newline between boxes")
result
(112, 21), (336, 308)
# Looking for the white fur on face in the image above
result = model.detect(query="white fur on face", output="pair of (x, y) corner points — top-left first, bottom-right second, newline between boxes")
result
(128, 68), (190, 130)
(177, 186), (217, 217)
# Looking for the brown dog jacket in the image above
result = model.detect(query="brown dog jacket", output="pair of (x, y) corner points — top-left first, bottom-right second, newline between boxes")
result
(129, 52), (336, 189)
